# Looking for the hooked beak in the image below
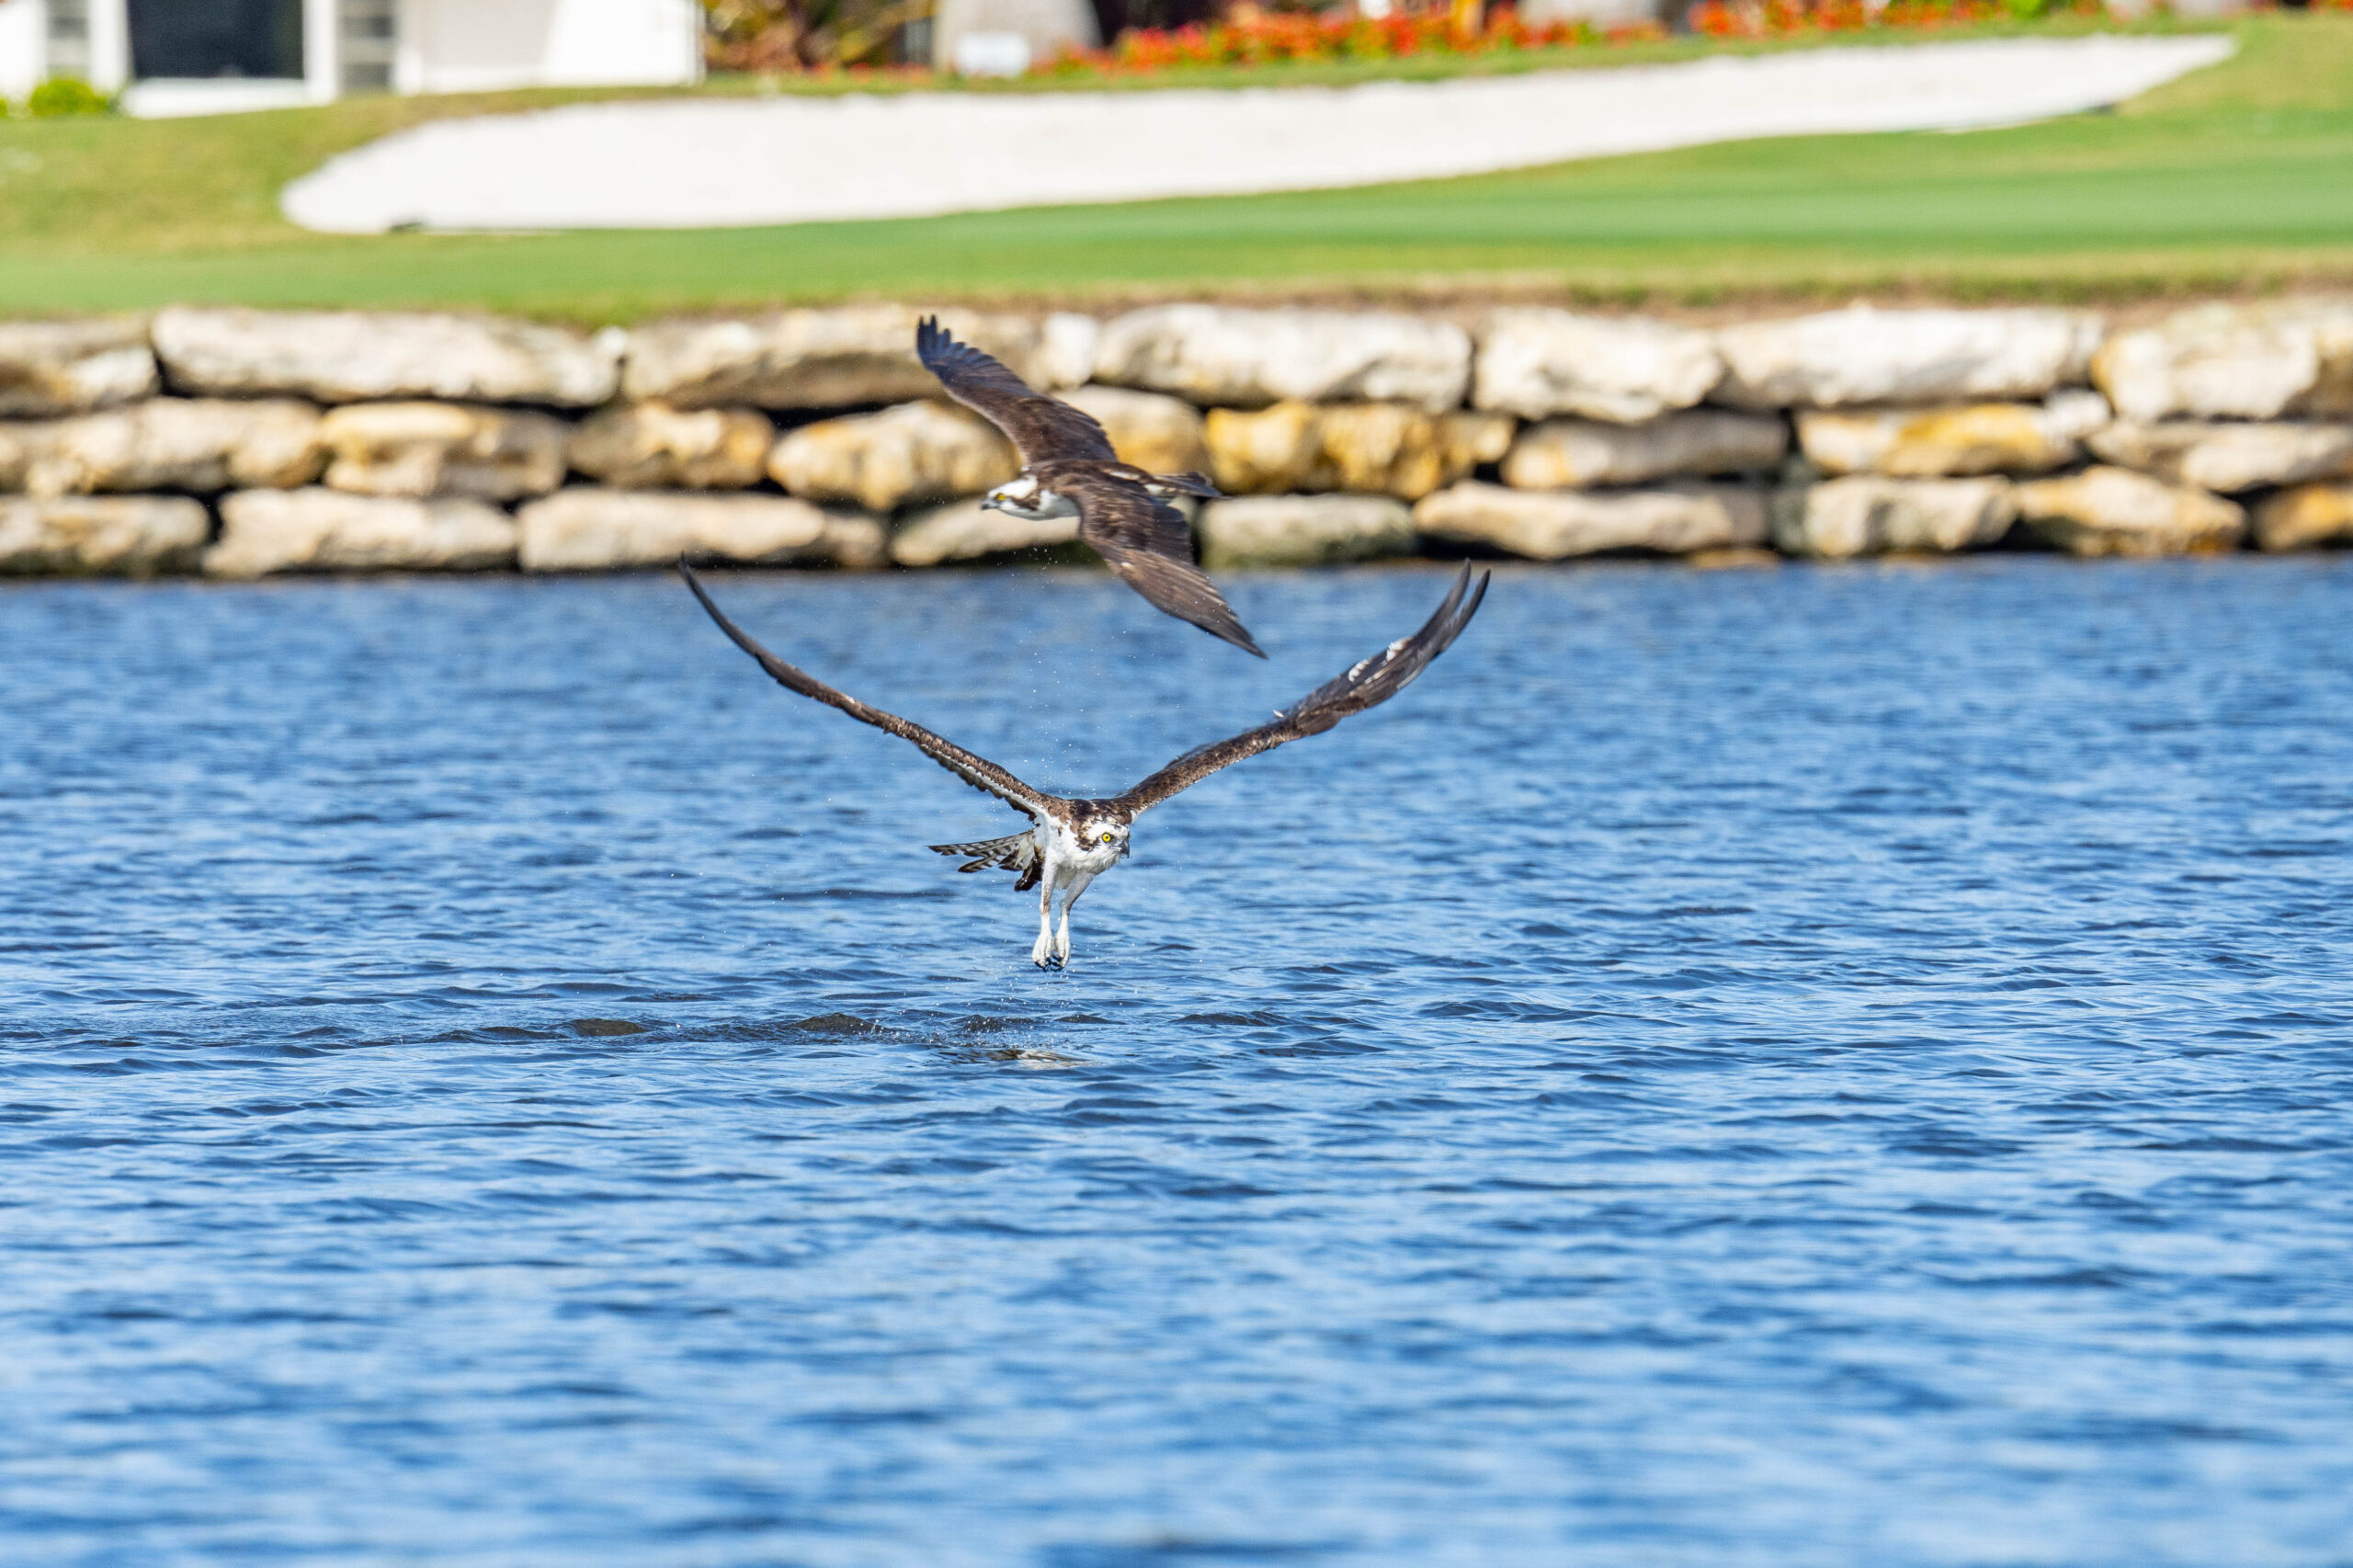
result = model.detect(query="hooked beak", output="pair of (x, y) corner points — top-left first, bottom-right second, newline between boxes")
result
(978, 496), (1001, 512)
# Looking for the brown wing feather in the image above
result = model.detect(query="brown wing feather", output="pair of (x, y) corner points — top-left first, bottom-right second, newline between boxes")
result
(1051, 468), (1266, 658)
(1113, 564), (1489, 816)
(916, 316), (1116, 467)
(679, 564), (1065, 824)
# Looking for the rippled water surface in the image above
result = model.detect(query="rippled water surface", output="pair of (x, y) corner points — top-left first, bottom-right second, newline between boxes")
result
(6, 560), (2352, 1567)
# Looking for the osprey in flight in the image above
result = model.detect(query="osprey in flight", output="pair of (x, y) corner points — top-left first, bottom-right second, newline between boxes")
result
(680, 562), (1488, 968)
(915, 316), (1265, 658)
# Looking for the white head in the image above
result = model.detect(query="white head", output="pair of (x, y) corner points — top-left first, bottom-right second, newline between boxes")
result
(1074, 812), (1131, 859)
(980, 476), (1077, 521)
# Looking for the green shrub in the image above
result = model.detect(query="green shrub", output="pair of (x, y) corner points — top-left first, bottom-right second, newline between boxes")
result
(27, 77), (113, 118)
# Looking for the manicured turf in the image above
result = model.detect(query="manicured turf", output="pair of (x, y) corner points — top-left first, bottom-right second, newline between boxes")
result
(0, 15), (2346, 319)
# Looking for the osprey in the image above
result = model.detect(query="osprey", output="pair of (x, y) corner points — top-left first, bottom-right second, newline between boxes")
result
(915, 316), (1265, 658)
(680, 562), (1488, 968)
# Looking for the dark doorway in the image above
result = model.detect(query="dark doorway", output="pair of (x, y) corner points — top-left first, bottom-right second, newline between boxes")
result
(128, 0), (304, 80)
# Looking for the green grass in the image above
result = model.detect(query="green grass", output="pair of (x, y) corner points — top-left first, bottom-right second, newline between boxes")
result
(0, 14), (2347, 319)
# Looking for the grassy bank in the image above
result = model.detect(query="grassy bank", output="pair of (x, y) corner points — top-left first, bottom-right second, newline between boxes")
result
(0, 15), (2345, 319)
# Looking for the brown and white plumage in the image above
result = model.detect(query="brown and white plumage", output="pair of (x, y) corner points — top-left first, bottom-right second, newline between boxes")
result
(679, 562), (1488, 967)
(915, 316), (1263, 658)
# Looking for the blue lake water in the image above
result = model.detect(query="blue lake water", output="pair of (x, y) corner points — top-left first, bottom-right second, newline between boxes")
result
(5, 558), (2351, 1567)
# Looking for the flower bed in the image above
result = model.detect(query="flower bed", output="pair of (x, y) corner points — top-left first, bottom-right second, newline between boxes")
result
(1037, 0), (2146, 79)
(1046, 8), (1662, 77)
(1690, 0), (2105, 39)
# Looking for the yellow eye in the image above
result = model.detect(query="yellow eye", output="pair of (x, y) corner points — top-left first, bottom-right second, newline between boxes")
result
(1100, 833), (1115, 844)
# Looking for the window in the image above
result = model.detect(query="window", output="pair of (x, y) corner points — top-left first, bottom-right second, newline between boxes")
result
(46, 0), (93, 80)
(340, 0), (398, 93)
(127, 0), (305, 80)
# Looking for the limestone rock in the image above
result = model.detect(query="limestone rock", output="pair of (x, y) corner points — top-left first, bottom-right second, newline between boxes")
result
(319, 403), (569, 500)
(19, 398), (324, 498)
(0, 318), (159, 418)
(2085, 419), (2353, 494)
(0, 423), (40, 492)
(1504, 410), (1785, 489)
(1473, 309), (1722, 423)
(768, 401), (1017, 513)
(1713, 307), (2105, 410)
(207, 490), (517, 577)
(2012, 466), (2245, 556)
(621, 306), (1041, 410)
(2092, 299), (2353, 422)
(1773, 476), (2017, 560)
(0, 495), (209, 576)
(1199, 494), (1415, 569)
(889, 497), (1082, 567)
(2253, 484), (2353, 552)
(1796, 392), (2108, 478)
(1205, 401), (1511, 500)
(566, 402), (777, 491)
(1060, 385), (1208, 475)
(518, 490), (885, 572)
(1093, 306), (1472, 414)
(1038, 313), (1101, 391)
(1414, 482), (1768, 559)
(153, 308), (618, 407)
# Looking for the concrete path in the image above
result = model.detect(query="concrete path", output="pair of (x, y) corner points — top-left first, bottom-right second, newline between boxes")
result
(283, 34), (2233, 233)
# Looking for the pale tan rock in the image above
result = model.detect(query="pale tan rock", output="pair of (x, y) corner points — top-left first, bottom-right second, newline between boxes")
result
(1038, 313), (1101, 391)
(1796, 392), (2107, 477)
(621, 306), (1040, 410)
(0, 422), (41, 492)
(1504, 410), (1785, 489)
(1317, 404), (1511, 499)
(518, 490), (885, 572)
(1773, 476), (2017, 560)
(1094, 305), (1472, 413)
(0, 318), (159, 418)
(2093, 298), (2353, 422)
(20, 399), (325, 498)
(1199, 494), (1415, 569)
(153, 308), (618, 406)
(2253, 484), (2353, 551)
(565, 402), (777, 491)
(1205, 401), (1510, 500)
(0, 495), (209, 576)
(2012, 466), (2245, 556)
(767, 401), (1017, 513)
(318, 403), (569, 501)
(889, 498), (1082, 567)
(2085, 419), (2353, 494)
(1473, 309), (1723, 423)
(1060, 385), (1208, 475)
(1414, 482), (1768, 559)
(206, 490), (517, 577)
(1714, 307), (2105, 410)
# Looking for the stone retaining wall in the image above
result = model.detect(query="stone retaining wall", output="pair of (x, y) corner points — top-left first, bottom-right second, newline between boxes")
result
(6, 298), (2353, 580)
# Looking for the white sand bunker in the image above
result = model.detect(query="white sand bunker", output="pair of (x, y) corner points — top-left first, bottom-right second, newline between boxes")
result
(284, 34), (2232, 234)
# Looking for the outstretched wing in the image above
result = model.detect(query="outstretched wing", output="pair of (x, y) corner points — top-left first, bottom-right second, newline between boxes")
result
(1113, 564), (1489, 815)
(1055, 468), (1266, 659)
(916, 316), (1117, 467)
(680, 564), (1065, 824)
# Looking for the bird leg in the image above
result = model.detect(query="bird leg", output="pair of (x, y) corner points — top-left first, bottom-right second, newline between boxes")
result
(1032, 866), (1058, 969)
(1055, 873), (1096, 965)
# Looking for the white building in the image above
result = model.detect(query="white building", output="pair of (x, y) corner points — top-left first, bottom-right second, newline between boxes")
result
(0, 0), (702, 117)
